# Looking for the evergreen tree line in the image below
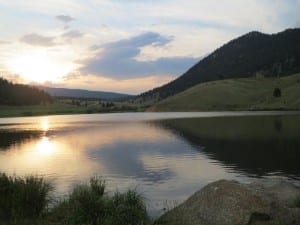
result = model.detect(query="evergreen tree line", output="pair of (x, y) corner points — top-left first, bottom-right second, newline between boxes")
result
(0, 78), (52, 105)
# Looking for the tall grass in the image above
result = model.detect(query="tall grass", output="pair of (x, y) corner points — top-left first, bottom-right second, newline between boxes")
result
(108, 189), (149, 225)
(295, 196), (300, 208)
(64, 176), (149, 225)
(66, 178), (108, 225)
(0, 173), (52, 221)
(0, 174), (149, 225)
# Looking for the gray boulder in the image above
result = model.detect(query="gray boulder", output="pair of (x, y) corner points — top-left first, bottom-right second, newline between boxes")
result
(155, 179), (300, 225)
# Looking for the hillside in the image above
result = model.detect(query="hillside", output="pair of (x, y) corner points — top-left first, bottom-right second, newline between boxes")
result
(140, 28), (300, 101)
(39, 86), (133, 100)
(0, 78), (52, 105)
(149, 73), (300, 111)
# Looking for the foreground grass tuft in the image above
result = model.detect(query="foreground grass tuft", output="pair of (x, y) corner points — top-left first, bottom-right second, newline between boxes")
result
(0, 174), (149, 225)
(109, 189), (149, 225)
(66, 177), (108, 225)
(64, 176), (149, 225)
(0, 173), (53, 221)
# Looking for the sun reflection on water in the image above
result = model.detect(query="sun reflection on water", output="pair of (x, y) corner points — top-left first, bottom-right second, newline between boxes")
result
(36, 137), (55, 156)
(40, 117), (49, 132)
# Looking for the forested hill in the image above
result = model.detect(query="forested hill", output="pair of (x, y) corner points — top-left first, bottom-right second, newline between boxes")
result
(140, 28), (300, 101)
(0, 78), (52, 105)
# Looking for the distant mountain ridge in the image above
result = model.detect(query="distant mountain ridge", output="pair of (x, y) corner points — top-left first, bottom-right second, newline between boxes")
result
(39, 86), (133, 100)
(140, 28), (300, 100)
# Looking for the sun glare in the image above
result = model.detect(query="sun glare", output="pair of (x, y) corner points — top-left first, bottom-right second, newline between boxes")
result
(40, 117), (50, 132)
(36, 137), (55, 156)
(7, 53), (72, 83)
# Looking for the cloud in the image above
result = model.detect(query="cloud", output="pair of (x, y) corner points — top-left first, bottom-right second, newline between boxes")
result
(62, 73), (175, 94)
(0, 40), (10, 45)
(81, 32), (198, 79)
(20, 33), (56, 47)
(55, 15), (75, 23)
(89, 44), (101, 51)
(62, 30), (84, 39)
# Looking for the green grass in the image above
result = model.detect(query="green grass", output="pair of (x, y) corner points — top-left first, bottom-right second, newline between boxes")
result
(0, 99), (141, 118)
(0, 102), (85, 118)
(149, 74), (300, 111)
(0, 174), (149, 225)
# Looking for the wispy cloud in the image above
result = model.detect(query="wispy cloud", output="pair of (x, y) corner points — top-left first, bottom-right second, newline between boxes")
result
(55, 15), (75, 23)
(81, 32), (198, 79)
(0, 40), (10, 45)
(20, 33), (57, 47)
(62, 74), (175, 94)
(62, 30), (84, 39)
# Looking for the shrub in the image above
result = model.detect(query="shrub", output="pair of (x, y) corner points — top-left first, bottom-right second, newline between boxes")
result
(273, 87), (282, 97)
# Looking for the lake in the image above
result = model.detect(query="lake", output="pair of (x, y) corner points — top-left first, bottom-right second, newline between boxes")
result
(0, 112), (300, 216)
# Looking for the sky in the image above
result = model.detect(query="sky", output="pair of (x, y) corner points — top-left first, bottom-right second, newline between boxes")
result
(0, 0), (299, 94)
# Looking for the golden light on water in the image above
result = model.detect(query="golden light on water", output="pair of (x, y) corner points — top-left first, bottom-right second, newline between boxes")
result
(40, 117), (49, 132)
(38, 118), (53, 155)
(0, 122), (173, 192)
(36, 137), (55, 156)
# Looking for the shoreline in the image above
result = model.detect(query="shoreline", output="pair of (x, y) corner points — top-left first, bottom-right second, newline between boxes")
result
(1, 104), (300, 119)
(0, 174), (299, 225)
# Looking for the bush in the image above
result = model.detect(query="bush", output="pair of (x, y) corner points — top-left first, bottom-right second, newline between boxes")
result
(0, 173), (52, 221)
(273, 87), (282, 97)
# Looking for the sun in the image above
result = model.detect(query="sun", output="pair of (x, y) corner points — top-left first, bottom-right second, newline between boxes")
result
(7, 52), (72, 83)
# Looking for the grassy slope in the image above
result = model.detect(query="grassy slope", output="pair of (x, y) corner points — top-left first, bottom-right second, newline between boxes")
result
(149, 73), (300, 111)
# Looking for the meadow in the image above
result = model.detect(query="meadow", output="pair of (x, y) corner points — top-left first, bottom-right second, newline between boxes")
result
(0, 98), (141, 118)
(150, 73), (300, 111)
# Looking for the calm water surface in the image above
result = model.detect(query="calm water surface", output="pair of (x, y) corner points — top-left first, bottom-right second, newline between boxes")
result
(0, 112), (300, 216)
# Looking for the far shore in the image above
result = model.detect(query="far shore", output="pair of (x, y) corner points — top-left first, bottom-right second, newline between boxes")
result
(0, 103), (142, 118)
(1, 103), (300, 119)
